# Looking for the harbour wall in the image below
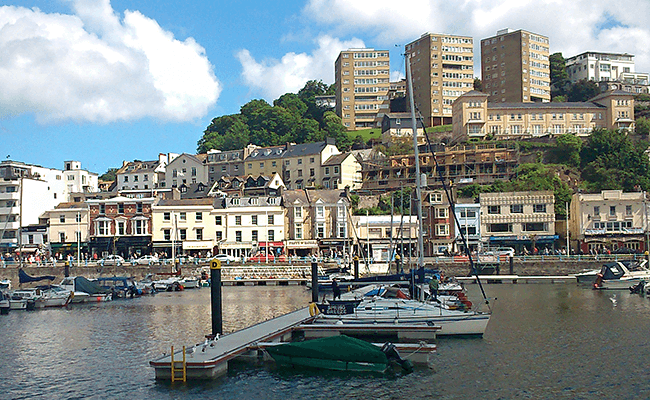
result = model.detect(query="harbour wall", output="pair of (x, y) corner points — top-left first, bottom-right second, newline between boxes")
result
(1, 257), (641, 285)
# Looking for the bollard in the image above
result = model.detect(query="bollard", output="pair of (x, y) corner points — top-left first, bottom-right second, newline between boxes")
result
(509, 256), (514, 275)
(64, 261), (70, 278)
(311, 258), (319, 303)
(210, 259), (222, 336)
(353, 256), (359, 280)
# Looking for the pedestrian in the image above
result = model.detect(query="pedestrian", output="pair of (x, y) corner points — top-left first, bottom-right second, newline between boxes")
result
(429, 276), (439, 302)
(332, 278), (341, 301)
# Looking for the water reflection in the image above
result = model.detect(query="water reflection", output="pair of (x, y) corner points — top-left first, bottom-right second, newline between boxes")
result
(2, 284), (650, 399)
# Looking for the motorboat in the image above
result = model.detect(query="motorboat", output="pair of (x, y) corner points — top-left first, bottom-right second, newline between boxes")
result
(266, 335), (413, 373)
(179, 277), (200, 289)
(0, 290), (10, 314)
(593, 260), (650, 290)
(8, 287), (71, 310)
(314, 285), (490, 336)
(60, 276), (112, 302)
(0, 279), (11, 291)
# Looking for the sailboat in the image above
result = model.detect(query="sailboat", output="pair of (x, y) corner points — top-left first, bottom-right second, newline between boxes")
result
(312, 52), (492, 337)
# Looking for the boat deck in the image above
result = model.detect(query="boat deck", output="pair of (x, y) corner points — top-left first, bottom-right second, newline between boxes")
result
(457, 275), (576, 284)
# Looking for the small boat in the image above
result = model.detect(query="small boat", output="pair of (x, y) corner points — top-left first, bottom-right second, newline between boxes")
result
(0, 291), (10, 314)
(593, 260), (650, 290)
(0, 279), (11, 291)
(314, 285), (489, 336)
(60, 276), (112, 302)
(266, 335), (412, 373)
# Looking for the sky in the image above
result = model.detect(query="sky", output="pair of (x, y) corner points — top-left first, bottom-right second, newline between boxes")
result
(1, 0), (649, 176)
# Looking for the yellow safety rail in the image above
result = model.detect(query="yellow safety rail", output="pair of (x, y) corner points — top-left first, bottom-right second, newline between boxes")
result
(170, 345), (187, 383)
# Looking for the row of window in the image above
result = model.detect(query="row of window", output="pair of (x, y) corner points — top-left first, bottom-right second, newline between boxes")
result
(593, 205), (633, 217)
(98, 204), (144, 214)
(487, 204), (547, 214)
(123, 174), (150, 183)
(487, 222), (548, 233)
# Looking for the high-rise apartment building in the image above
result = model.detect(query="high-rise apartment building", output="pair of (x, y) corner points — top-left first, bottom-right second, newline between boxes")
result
(406, 33), (475, 127)
(335, 49), (390, 130)
(481, 29), (550, 103)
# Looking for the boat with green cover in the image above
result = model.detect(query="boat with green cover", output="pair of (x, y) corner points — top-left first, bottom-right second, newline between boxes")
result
(266, 335), (389, 372)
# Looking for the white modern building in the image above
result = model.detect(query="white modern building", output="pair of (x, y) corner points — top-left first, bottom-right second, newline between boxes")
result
(0, 160), (95, 252)
(454, 202), (481, 252)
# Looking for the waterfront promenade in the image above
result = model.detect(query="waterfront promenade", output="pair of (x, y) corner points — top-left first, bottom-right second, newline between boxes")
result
(0, 254), (645, 284)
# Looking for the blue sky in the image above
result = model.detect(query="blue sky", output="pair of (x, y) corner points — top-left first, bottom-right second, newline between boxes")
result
(2, 0), (649, 176)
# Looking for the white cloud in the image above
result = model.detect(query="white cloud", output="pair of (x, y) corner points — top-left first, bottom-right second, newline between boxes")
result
(237, 35), (364, 100)
(0, 0), (220, 123)
(302, 0), (650, 73)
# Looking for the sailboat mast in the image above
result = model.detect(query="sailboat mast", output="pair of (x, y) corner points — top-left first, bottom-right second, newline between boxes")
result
(406, 54), (425, 269)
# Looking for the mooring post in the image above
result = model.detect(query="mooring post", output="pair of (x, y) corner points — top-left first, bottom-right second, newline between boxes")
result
(311, 257), (319, 303)
(353, 256), (359, 280)
(64, 261), (70, 278)
(210, 259), (222, 336)
(509, 256), (514, 275)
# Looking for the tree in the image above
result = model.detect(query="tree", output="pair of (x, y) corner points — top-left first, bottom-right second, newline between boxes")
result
(580, 129), (650, 191)
(197, 114), (250, 153)
(322, 111), (352, 150)
(567, 79), (600, 102)
(274, 93), (307, 118)
(550, 53), (569, 89)
(551, 134), (582, 167)
(473, 78), (483, 91)
(635, 117), (650, 136)
(99, 168), (118, 181)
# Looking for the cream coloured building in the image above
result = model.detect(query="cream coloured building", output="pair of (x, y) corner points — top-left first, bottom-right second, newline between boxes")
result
(283, 190), (351, 257)
(219, 196), (284, 259)
(281, 140), (340, 190)
(335, 48), (390, 130)
(406, 33), (474, 126)
(569, 190), (646, 254)
(353, 215), (418, 262)
(452, 90), (635, 142)
(479, 191), (556, 252)
(44, 202), (90, 256)
(481, 28), (550, 103)
(152, 198), (218, 257)
(321, 152), (362, 190)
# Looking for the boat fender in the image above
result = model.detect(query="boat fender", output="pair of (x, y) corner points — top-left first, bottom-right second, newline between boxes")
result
(309, 302), (320, 316)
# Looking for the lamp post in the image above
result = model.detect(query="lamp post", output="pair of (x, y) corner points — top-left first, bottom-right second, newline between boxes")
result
(77, 211), (81, 267)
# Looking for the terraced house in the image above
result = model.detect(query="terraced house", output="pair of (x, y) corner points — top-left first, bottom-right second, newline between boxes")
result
(452, 90), (635, 142)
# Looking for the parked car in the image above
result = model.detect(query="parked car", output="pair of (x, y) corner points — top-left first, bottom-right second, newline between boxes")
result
(134, 255), (160, 265)
(100, 255), (125, 265)
(213, 254), (236, 263)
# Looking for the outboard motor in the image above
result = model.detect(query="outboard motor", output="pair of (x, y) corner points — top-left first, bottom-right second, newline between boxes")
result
(630, 281), (645, 294)
(381, 342), (414, 373)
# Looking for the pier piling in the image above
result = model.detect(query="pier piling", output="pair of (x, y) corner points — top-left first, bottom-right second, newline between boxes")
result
(210, 259), (222, 336)
(311, 258), (319, 303)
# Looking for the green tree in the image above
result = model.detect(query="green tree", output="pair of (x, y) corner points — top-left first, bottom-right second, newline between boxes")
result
(567, 79), (600, 102)
(274, 93), (307, 118)
(473, 78), (483, 91)
(551, 134), (582, 167)
(580, 129), (650, 191)
(322, 111), (351, 150)
(198, 114), (250, 153)
(550, 53), (569, 88)
(99, 168), (118, 181)
(635, 117), (650, 136)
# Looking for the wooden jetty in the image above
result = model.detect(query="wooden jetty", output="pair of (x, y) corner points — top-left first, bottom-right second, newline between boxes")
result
(150, 307), (315, 380)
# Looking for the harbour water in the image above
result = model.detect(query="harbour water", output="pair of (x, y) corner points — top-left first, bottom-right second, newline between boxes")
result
(2, 284), (650, 399)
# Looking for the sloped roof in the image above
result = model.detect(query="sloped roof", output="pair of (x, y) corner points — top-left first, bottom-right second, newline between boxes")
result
(323, 152), (354, 166)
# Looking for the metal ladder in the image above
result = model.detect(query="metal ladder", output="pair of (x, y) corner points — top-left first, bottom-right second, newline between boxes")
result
(170, 346), (186, 383)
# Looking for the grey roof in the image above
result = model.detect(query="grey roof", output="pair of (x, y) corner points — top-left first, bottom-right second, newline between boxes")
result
(322, 152), (353, 166)
(178, 182), (210, 199)
(282, 189), (348, 206)
(589, 90), (635, 102)
(116, 160), (159, 174)
(283, 140), (332, 158)
(246, 145), (287, 161)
